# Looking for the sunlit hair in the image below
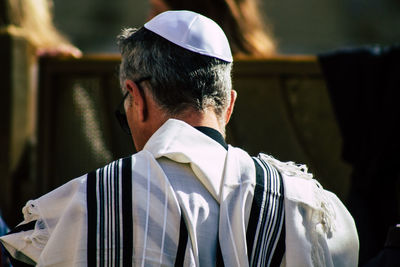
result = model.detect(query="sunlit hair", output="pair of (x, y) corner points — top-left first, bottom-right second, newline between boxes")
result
(4, 0), (79, 54)
(118, 27), (233, 117)
(151, 0), (276, 56)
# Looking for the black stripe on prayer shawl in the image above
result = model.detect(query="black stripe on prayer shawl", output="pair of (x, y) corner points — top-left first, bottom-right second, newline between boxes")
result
(246, 157), (285, 267)
(86, 157), (133, 266)
(246, 159), (265, 255)
(7, 220), (36, 235)
(99, 167), (105, 266)
(216, 238), (225, 266)
(269, 212), (285, 267)
(175, 214), (188, 266)
(87, 170), (97, 266)
(122, 157), (133, 267)
(114, 161), (121, 266)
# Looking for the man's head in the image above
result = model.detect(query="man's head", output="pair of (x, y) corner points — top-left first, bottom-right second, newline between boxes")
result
(118, 11), (236, 150)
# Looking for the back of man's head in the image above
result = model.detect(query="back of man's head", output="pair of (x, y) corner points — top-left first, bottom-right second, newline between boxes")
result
(118, 11), (233, 118)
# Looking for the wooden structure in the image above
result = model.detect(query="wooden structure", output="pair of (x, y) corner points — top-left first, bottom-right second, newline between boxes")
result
(230, 56), (351, 197)
(36, 55), (351, 193)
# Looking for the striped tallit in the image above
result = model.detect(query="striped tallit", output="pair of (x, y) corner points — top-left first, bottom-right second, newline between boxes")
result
(0, 119), (359, 267)
(247, 156), (285, 266)
(85, 122), (285, 266)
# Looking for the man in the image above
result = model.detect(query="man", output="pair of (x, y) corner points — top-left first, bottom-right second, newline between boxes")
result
(0, 10), (358, 266)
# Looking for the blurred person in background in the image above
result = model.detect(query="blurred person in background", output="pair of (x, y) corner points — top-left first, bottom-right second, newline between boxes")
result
(1, 0), (80, 264)
(4, 0), (81, 57)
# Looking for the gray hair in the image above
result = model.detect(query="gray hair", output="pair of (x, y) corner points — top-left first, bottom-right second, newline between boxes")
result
(117, 27), (233, 117)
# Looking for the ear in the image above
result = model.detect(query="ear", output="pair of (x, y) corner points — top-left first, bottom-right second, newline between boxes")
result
(125, 79), (148, 122)
(225, 89), (237, 124)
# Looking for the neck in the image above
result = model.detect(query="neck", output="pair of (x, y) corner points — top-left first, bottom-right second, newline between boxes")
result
(172, 107), (226, 137)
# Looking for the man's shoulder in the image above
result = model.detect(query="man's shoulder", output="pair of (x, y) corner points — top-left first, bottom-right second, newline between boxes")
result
(252, 152), (330, 208)
(253, 153), (313, 180)
(86, 152), (149, 177)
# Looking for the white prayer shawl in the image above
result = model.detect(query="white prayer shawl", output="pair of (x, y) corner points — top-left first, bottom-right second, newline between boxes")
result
(0, 119), (358, 266)
(261, 155), (359, 266)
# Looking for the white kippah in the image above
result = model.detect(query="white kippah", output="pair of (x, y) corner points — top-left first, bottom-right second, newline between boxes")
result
(144, 10), (233, 62)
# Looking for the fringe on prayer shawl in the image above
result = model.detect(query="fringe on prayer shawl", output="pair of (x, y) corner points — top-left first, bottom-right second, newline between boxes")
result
(21, 201), (49, 249)
(258, 153), (337, 266)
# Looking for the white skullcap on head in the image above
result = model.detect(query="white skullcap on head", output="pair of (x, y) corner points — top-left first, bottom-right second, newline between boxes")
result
(144, 10), (233, 62)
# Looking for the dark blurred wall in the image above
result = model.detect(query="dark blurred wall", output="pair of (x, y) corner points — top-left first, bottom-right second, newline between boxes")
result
(263, 0), (400, 54)
(262, 0), (349, 54)
(53, 0), (149, 53)
(53, 0), (400, 54)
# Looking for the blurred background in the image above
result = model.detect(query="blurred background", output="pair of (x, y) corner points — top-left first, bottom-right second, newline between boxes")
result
(52, 0), (400, 54)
